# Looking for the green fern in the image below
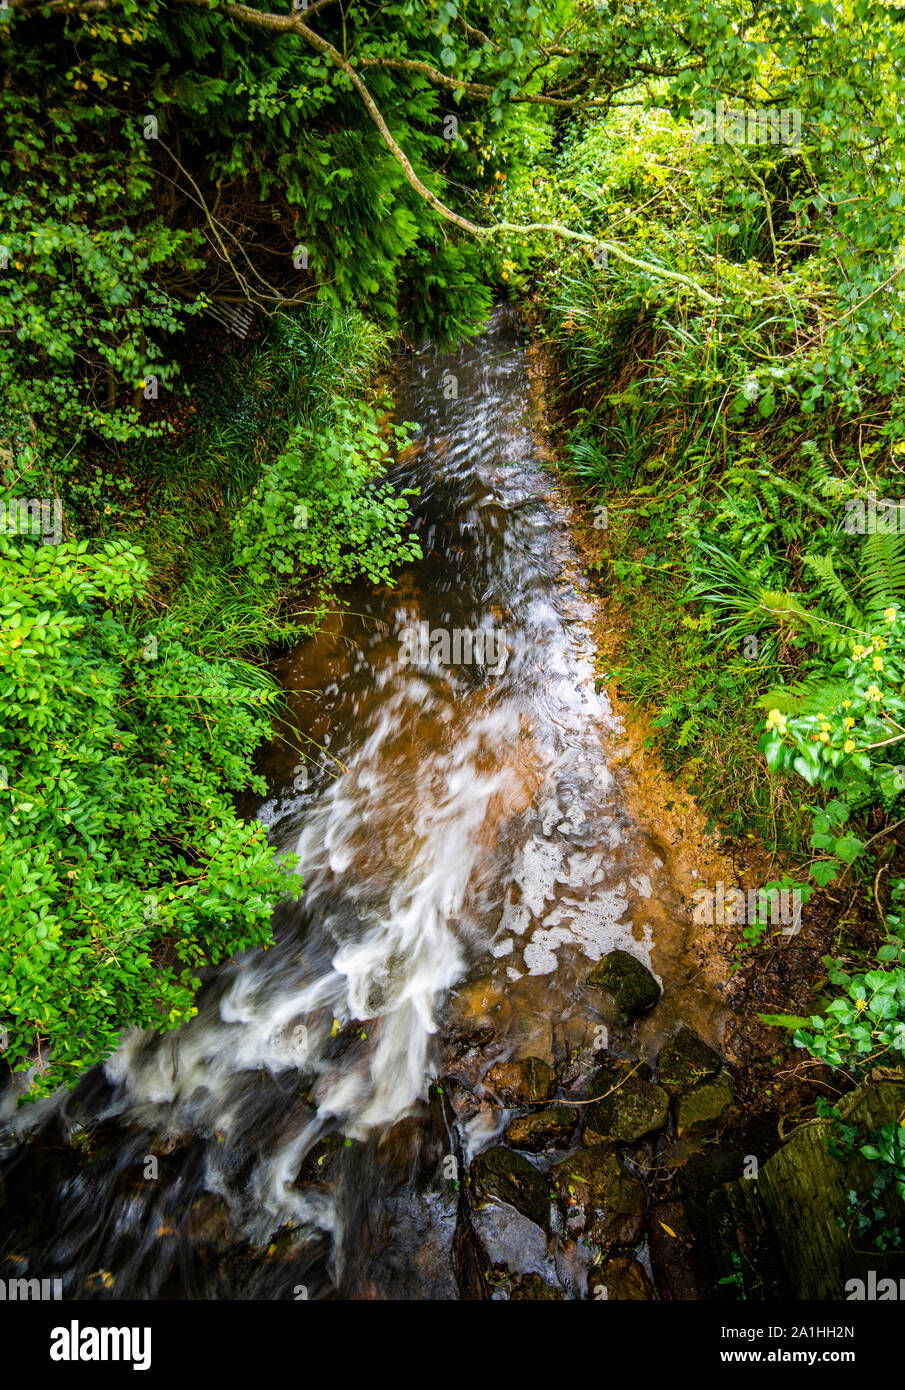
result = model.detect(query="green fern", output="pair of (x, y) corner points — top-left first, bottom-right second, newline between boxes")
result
(800, 552), (864, 631)
(756, 676), (855, 717)
(859, 531), (905, 621)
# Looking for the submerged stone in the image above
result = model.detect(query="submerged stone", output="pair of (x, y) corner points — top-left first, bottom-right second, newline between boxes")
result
(510, 1272), (564, 1300)
(587, 950), (661, 1016)
(294, 1133), (350, 1187)
(588, 1255), (654, 1300)
(505, 1105), (577, 1152)
(470, 1146), (551, 1231)
(657, 1026), (723, 1095)
(484, 1056), (557, 1105)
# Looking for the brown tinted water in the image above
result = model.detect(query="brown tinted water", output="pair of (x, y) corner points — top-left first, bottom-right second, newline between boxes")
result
(0, 305), (730, 1300)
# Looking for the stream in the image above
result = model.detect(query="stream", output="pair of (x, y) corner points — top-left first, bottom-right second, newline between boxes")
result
(0, 305), (728, 1301)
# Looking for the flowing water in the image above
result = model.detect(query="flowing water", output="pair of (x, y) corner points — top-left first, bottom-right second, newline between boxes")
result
(0, 305), (727, 1300)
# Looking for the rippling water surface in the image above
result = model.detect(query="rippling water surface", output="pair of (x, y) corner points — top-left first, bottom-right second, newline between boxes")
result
(0, 305), (724, 1300)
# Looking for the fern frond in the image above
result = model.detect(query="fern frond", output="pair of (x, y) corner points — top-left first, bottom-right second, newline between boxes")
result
(801, 552), (864, 628)
(860, 531), (905, 619)
(756, 677), (855, 717)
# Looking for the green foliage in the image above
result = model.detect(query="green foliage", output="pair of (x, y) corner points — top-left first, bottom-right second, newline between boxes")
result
(818, 1097), (905, 1253)
(228, 311), (422, 604)
(757, 604), (905, 884)
(0, 535), (300, 1096)
(791, 951), (905, 1069)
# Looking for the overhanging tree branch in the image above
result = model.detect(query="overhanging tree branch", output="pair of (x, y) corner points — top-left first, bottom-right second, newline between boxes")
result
(8, 0), (720, 304)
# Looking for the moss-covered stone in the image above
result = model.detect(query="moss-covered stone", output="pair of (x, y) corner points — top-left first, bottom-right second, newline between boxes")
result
(510, 1272), (564, 1300)
(657, 1027), (723, 1095)
(588, 1255), (654, 1300)
(504, 1105), (577, 1152)
(587, 950), (661, 1016)
(484, 1056), (556, 1105)
(584, 1073), (669, 1146)
(470, 1146), (551, 1231)
(552, 1148), (644, 1245)
(676, 1079), (736, 1138)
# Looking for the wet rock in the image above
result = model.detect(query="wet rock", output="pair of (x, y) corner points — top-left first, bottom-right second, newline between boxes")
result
(376, 1113), (437, 1181)
(648, 1198), (699, 1299)
(443, 1077), (497, 1131)
(187, 1191), (234, 1250)
(504, 1105), (577, 1152)
(588, 1255), (654, 1301)
(322, 1017), (376, 1064)
(510, 1272), (564, 1300)
(484, 1056), (556, 1106)
(293, 1133), (349, 1187)
(470, 1146), (551, 1232)
(584, 1058), (652, 1094)
(587, 950), (660, 1017)
(471, 1197), (551, 1284)
(584, 1073), (669, 1146)
(676, 1080), (736, 1138)
(677, 1142), (745, 1211)
(552, 1148), (644, 1245)
(453, 1208), (490, 1301)
(657, 1026), (723, 1095)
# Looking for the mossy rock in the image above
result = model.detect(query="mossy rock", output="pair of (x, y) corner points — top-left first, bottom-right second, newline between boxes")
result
(552, 1148), (644, 1245)
(657, 1027), (723, 1095)
(585, 1073), (669, 1146)
(588, 1255), (654, 1301)
(505, 1105), (577, 1152)
(587, 950), (661, 1017)
(510, 1272), (564, 1300)
(470, 1146), (551, 1232)
(676, 1080), (736, 1138)
(484, 1056), (556, 1106)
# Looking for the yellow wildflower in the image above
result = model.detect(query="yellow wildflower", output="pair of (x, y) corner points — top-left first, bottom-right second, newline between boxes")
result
(765, 709), (788, 735)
